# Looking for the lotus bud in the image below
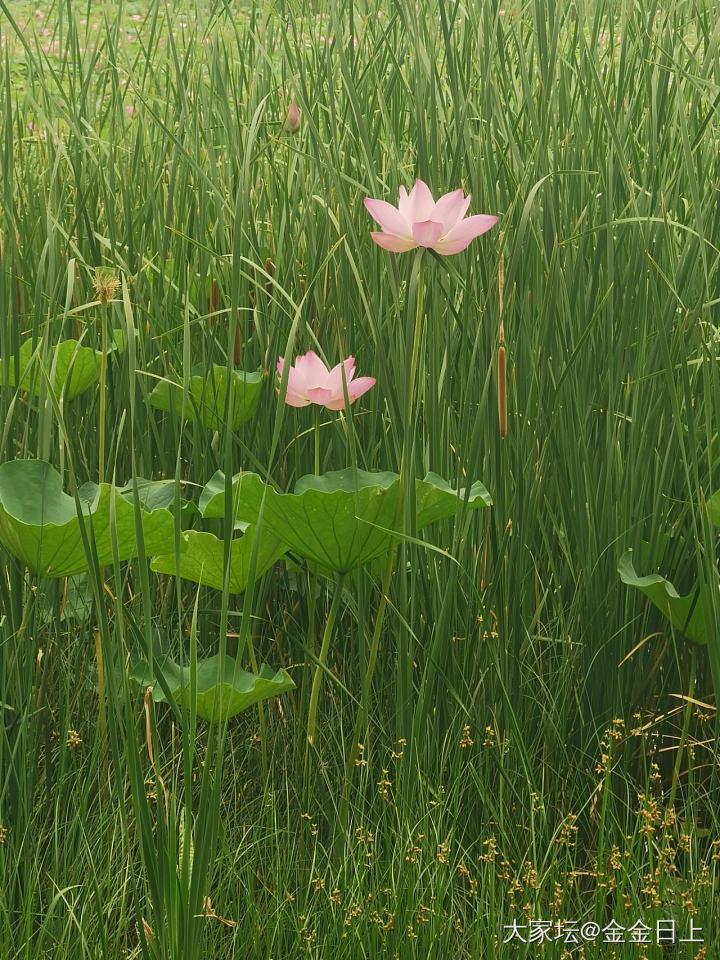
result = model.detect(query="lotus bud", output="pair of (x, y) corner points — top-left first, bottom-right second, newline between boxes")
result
(284, 102), (301, 133)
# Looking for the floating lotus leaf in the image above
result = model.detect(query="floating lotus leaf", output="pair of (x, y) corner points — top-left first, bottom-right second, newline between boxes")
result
(200, 468), (492, 574)
(148, 365), (263, 431)
(132, 655), (295, 721)
(150, 527), (287, 592)
(0, 460), (176, 577)
(618, 550), (711, 646)
(0, 331), (125, 400)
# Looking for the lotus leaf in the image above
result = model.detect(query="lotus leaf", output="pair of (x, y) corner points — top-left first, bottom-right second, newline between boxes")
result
(200, 468), (492, 574)
(150, 527), (286, 592)
(148, 365), (263, 431)
(0, 331), (126, 400)
(618, 550), (711, 646)
(0, 459), (176, 577)
(707, 490), (720, 530)
(132, 655), (295, 721)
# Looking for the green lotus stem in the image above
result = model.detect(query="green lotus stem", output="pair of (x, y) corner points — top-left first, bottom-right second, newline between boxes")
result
(668, 650), (696, 814)
(303, 568), (318, 725)
(314, 405), (321, 476)
(94, 625), (106, 742)
(337, 250), (425, 851)
(337, 540), (396, 847)
(246, 632), (268, 776)
(97, 297), (109, 750)
(98, 305), (108, 486)
(654, 650), (696, 904)
(306, 572), (346, 753)
(404, 255), (425, 428)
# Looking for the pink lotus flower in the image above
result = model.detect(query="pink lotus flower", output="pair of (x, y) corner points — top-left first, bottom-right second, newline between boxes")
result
(277, 351), (375, 410)
(364, 178), (498, 255)
(284, 103), (301, 133)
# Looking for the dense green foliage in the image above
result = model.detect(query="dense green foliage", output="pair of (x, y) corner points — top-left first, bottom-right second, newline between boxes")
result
(1, 0), (719, 957)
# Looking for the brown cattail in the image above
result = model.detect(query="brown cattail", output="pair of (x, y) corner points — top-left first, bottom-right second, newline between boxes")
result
(264, 257), (275, 304)
(234, 320), (242, 366)
(141, 918), (154, 946)
(497, 343), (507, 439)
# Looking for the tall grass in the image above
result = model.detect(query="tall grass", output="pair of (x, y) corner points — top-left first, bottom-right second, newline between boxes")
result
(1, 0), (719, 956)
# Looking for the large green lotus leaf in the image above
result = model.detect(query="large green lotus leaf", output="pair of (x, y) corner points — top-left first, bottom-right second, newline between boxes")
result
(0, 460), (176, 577)
(150, 527), (286, 592)
(117, 477), (199, 526)
(707, 490), (720, 530)
(116, 477), (198, 521)
(132, 655), (295, 721)
(0, 331), (125, 401)
(200, 468), (492, 574)
(148, 365), (263, 431)
(618, 550), (711, 646)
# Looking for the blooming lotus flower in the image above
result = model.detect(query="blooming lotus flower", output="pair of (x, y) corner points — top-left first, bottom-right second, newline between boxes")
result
(276, 351), (375, 410)
(364, 178), (498, 255)
(284, 103), (301, 133)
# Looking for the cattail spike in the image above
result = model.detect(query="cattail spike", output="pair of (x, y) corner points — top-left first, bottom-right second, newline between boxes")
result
(234, 321), (242, 366)
(498, 344), (507, 439)
(264, 257), (275, 303)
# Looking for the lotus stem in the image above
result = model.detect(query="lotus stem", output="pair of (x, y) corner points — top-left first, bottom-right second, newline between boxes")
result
(314, 406), (321, 476)
(337, 542), (395, 853)
(92, 268), (119, 483)
(337, 250), (425, 855)
(405, 253), (425, 427)
(96, 294), (110, 750)
(656, 650), (696, 903)
(668, 650), (696, 814)
(94, 626), (106, 743)
(497, 248), (506, 440)
(306, 572), (346, 753)
(246, 632), (268, 776)
(98, 306), (108, 486)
